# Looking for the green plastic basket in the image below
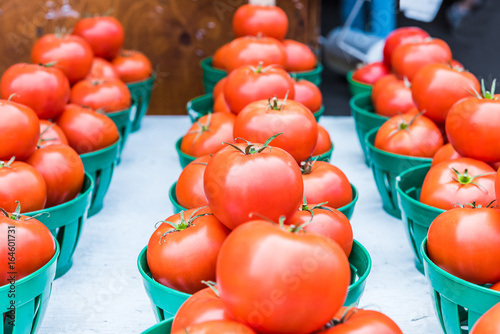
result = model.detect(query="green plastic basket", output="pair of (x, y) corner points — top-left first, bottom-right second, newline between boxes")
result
(396, 164), (444, 274)
(0, 242), (59, 334)
(127, 74), (155, 132)
(350, 92), (388, 165)
(138, 239), (370, 322)
(142, 318), (173, 334)
(80, 138), (121, 217)
(422, 239), (500, 334)
(107, 107), (132, 162)
(365, 128), (432, 219)
(347, 70), (373, 97)
(25, 173), (94, 278)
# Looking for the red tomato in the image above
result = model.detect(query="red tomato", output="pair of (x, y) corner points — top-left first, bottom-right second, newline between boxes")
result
(428, 207), (500, 284)
(26, 144), (84, 208)
(70, 79), (131, 112)
(204, 139), (303, 230)
(491, 281), (500, 291)
(224, 36), (286, 72)
(282, 40), (316, 72)
(497, 167), (500, 202)
(391, 39), (452, 81)
(213, 93), (232, 114)
(370, 74), (398, 105)
(216, 220), (350, 334)
(0, 100), (40, 161)
(0, 160), (46, 212)
(320, 307), (403, 333)
(450, 59), (464, 70)
(176, 155), (210, 209)
(420, 158), (496, 210)
(301, 161), (352, 209)
(39, 120), (69, 147)
(373, 80), (415, 117)
(172, 320), (256, 334)
(181, 112), (236, 157)
(374, 111), (443, 158)
(224, 64), (295, 114)
(56, 104), (119, 154)
(31, 33), (94, 84)
(431, 143), (462, 167)
(171, 287), (232, 332)
(0, 206), (55, 285)
(72, 16), (124, 60)
(147, 207), (230, 294)
(471, 302), (500, 334)
(411, 64), (480, 124)
(232, 4), (288, 40)
(212, 78), (227, 99)
(312, 125), (333, 156)
(86, 57), (119, 80)
(351, 62), (391, 85)
(383, 26), (430, 69)
(293, 79), (322, 112)
(212, 43), (229, 70)
(0, 63), (70, 120)
(233, 98), (318, 163)
(111, 50), (152, 83)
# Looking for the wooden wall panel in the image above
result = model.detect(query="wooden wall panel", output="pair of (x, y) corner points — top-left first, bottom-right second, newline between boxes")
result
(0, 0), (320, 115)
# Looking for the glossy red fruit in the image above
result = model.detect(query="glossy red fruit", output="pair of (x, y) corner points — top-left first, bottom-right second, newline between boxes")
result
(86, 57), (119, 80)
(282, 39), (317, 72)
(39, 120), (69, 147)
(111, 50), (153, 83)
(232, 4), (288, 40)
(172, 320), (257, 334)
(470, 302), (500, 334)
(312, 125), (333, 156)
(224, 36), (287, 72)
(176, 155), (210, 209)
(373, 79), (415, 117)
(293, 79), (322, 112)
(320, 307), (403, 333)
(383, 26), (430, 69)
(72, 16), (124, 60)
(351, 62), (390, 85)
(431, 143), (462, 167)
(70, 79), (131, 113)
(212, 43), (229, 70)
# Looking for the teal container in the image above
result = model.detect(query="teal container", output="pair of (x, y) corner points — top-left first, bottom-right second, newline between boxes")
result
(365, 128), (432, 218)
(347, 70), (373, 97)
(0, 242), (59, 334)
(26, 173), (94, 278)
(396, 164), (444, 274)
(422, 239), (500, 334)
(107, 107), (132, 162)
(142, 319), (173, 334)
(127, 74), (156, 132)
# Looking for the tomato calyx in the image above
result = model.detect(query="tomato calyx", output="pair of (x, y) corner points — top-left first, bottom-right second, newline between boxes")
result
(0, 156), (15, 169)
(454, 200), (497, 209)
(201, 280), (220, 297)
(158, 207), (213, 242)
(37, 123), (58, 148)
(469, 79), (498, 100)
(387, 111), (424, 138)
(266, 92), (290, 111)
(451, 167), (495, 190)
(40, 61), (59, 68)
(226, 133), (282, 155)
(326, 306), (358, 327)
(0, 201), (49, 221)
(249, 61), (274, 74)
(90, 79), (105, 86)
(300, 158), (318, 175)
(187, 113), (212, 144)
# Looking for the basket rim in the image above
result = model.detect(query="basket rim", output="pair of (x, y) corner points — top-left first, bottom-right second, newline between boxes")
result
(349, 93), (387, 120)
(349, 239), (372, 292)
(79, 134), (122, 159)
(126, 72), (157, 87)
(346, 70), (373, 88)
(141, 317), (173, 333)
(106, 104), (133, 116)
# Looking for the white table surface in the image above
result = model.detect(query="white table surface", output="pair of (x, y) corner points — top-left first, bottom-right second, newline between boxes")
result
(39, 115), (443, 334)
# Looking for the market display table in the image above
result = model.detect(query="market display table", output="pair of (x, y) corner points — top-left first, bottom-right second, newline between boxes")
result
(39, 116), (442, 334)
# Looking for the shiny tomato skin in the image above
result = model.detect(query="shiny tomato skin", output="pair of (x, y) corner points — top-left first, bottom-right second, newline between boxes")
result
(212, 77), (227, 99)
(111, 50), (152, 83)
(213, 93), (232, 113)
(0, 100), (40, 161)
(320, 307), (403, 333)
(431, 143), (462, 167)
(428, 207), (500, 284)
(172, 320), (257, 334)
(72, 16), (124, 60)
(147, 207), (231, 294)
(216, 220), (351, 334)
(39, 120), (69, 146)
(411, 64), (480, 124)
(383, 26), (430, 69)
(470, 303), (500, 334)
(293, 79), (322, 112)
(176, 155), (210, 209)
(232, 4), (288, 40)
(0, 63), (70, 120)
(370, 74), (398, 105)
(420, 158), (496, 210)
(224, 65), (295, 114)
(70, 79), (131, 112)
(351, 62), (390, 85)
(224, 36), (287, 72)
(26, 144), (84, 208)
(282, 39), (316, 72)
(233, 99), (318, 163)
(312, 124), (333, 156)
(373, 80), (415, 117)
(491, 282), (500, 291)
(86, 57), (119, 80)
(212, 43), (229, 70)
(31, 34), (94, 84)
(0, 161), (46, 212)
(497, 167), (500, 202)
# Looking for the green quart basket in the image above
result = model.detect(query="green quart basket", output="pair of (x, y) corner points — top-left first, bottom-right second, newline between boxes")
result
(25, 173), (94, 278)
(422, 239), (500, 334)
(396, 164), (444, 274)
(350, 92), (387, 165)
(142, 318), (173, 334)
(138, 241), (370, 322)
(80, 138), (121, 217)
(365, 128), (432, 219)
(107, 107), (132, 162)
(346, 70), (373, 97)
(127, 74), (155, 132)
(0, 242), (59, 334)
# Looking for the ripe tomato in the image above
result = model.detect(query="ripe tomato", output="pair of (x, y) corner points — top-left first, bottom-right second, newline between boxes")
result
(312, 125), (332, 156)
(0, 160), (46, 212)
(172, 320), (256, 334)
(383, 27), (430, 69)
(320, 307), (403, 333)
(171, 287), (232, 332)
(224, 36), (286, 72)
(233, 98), (318, 163)
(471, 302), (500, 334)
(391, 39), (452, 81)
(232, 4), (288, 40)
(181, 112), (236, 157)
(351, 62), (390, 85)
(39, 120), (69, 147)
(70, 78), (131, 113)
(176, 155), (210, 209)
(282, 40), (316, 72)
(216, 220), (350, 334)
(373, 79), (415, 117)
(293, 79), (322, 112)
(411, 64), (480, 124)
(31, 33), (94, 84)
(72, 16), (124, 60)
(26, 144), (84, 208)
(111, 50), (152, 83)
(491, 281), (500, 291)
(213, 93), (231, 113)
(224, 64), (295, 114)
(431, 143), (462, 167)
(212, 43), (229, 70)
(497, 167), (500, 202)
(420, 158), (496, 210)
(86, 57), (119, 80)
(301, 160), (352, 209)
(56, 104), (119, 154)
(0, 63), (70, 120)
(374, 111), (443, 158)
(204, 139), (303, 230)
(0, 205), (55, 285)
(212, 77), (227, 99)
(370, 74), (398, 105)
(428, 207), (500, 284)
(0, 100), (39, 161)
(147, 207), (230, 294)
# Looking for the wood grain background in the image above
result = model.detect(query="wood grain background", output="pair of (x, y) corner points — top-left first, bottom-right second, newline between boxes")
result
(0, 0), (320, 115)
